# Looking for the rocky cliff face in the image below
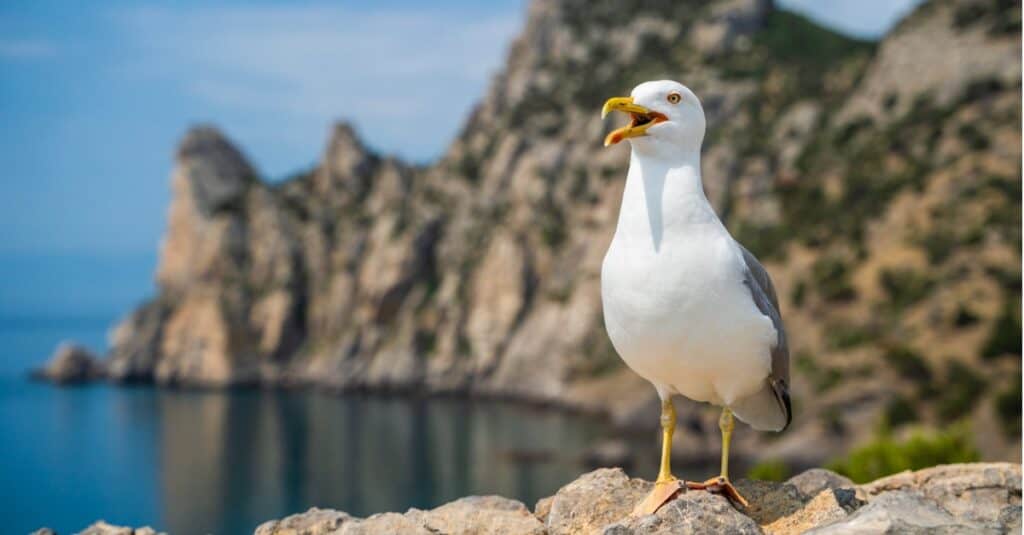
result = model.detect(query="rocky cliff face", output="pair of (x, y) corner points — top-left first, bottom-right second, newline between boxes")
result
(86, 0), (1020, 465)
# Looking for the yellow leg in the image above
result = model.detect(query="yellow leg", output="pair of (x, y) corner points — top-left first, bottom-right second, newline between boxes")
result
(686, 407), (748, 507)
(656, 399), (676, 483)
(720, 407), (734, 480)
(631, 398), (684, 516)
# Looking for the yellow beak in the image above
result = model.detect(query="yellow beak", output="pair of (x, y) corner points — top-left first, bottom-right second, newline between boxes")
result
(600, 96), (666, 146)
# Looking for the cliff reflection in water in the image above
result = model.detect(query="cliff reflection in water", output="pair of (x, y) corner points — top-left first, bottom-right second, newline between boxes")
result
(155, 390), (607, 534)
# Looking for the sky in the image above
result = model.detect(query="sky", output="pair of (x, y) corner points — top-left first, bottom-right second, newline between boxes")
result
(0, 0), (920, 319)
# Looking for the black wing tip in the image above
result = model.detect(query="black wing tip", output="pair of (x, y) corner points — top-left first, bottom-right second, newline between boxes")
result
(772, 379), (793, 432)
(780, 387), (793, 431)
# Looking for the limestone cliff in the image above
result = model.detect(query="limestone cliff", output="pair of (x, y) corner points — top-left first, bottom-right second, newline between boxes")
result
(78, 0), (1019, 465)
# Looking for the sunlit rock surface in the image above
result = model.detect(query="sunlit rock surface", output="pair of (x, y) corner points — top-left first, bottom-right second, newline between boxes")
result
(252, 463), (1021, 535)
(36, 463), (1022, 534)
(32, 342), (104, 384)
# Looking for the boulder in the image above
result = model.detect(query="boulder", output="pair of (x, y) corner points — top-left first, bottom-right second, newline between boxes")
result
(31, 521), (166, 535)
(255, 496), (545, 535)
(785, 468), (856, 497)
(255, 463), (1021, 535)
(858, 462), (1023, 526)
(51, 463), (1023, 535)
(805, 490), (999, 534)
(32, 342), (104, 384)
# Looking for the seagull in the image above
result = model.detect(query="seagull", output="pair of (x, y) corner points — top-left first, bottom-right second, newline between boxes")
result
(600, 80), (791, 515)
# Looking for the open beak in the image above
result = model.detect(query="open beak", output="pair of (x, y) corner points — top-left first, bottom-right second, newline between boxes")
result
(601, 97), (667, 146)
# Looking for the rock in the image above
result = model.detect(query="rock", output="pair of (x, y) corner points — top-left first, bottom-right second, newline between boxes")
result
(762, 489), (859, 534)
(733, 478), (811, 526)
(836, 0), (1021, 126)
(254, 507), (353, 535)
(255, 496), (544, 535)
(602, 491), (762, 534)
(539, 468), (648, 534)
(33, 342), (104, 383)
(407, 496), (545, 535)
(859, 463), (1023, 526)
(106, 298), (169, 382)
(805, 490), (999, 534)
(786, 468), (857, 497)
(55, 464), (1024, 534)
(77, 521), (166, 535)
(541, 469), (786, 534)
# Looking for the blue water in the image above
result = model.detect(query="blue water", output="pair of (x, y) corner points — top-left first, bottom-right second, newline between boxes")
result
(0, 317), (626, 535)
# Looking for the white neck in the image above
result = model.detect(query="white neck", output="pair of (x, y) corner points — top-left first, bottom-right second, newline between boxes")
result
(614, 147), (719, 251)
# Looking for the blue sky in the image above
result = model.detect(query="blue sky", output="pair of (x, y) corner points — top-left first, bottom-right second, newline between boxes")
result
(0, 0), (920, 318)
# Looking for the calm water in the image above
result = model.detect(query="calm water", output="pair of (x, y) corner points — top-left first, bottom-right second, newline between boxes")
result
(0, 318), (627, 535)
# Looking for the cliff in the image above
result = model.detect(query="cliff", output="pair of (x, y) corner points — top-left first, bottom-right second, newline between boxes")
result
(40, 463), (1023, 534)
(45, 0), (1021, 465)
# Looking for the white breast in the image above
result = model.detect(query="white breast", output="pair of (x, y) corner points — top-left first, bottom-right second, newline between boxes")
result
(600, 152), (775, 406)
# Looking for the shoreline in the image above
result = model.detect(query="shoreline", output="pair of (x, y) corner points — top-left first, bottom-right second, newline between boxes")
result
(26, 369), (618, 422)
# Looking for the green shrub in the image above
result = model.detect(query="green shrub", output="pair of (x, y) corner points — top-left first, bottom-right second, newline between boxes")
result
(812, 257), (857, 302)
(936, 361), (985, 422)
(748, 459), (791, 482)
(538, 200), (567, 248)
(994, 380), (1022, 438)
(879, 268), (935, 309)
(826, 322), (873, 350)
(917, 228), (958, 263)
(981, 299), (1022, 359)
(952, 304), (980, 327)
(794, 352), (818, 376)
(822, 406), (846, 436)
(883, 346), (932, 382)
(956, 123), (991, 150)
(795, 352), (843, 393)
(791, 279), (807, 307)
(815, 367), (844, 393)
(827, 426), (980, 483)
(883, 396), (918, 428)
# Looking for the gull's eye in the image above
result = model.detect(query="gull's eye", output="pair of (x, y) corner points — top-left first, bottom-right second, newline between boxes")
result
(667, 92), (681, 104)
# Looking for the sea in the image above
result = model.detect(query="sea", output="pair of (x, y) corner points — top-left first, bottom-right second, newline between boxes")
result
(0, 254), (635, 534)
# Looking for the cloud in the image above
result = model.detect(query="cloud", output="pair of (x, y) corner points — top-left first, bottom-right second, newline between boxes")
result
(110, 4), (523, 163)
(0, 38), (57, 60)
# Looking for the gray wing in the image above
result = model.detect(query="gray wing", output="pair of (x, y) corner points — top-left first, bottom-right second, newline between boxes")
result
(730, 243), (792, 431)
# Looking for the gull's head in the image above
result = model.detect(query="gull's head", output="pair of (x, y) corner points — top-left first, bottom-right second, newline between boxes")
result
(601, 80), (705, 157)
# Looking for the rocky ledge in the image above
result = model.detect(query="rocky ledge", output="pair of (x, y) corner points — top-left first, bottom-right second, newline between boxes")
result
(250, 463), (1019, 535)
(34, 463), (1022, 534)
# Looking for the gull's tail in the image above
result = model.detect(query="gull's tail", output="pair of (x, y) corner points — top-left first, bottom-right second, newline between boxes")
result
(730, 379), (791, 432)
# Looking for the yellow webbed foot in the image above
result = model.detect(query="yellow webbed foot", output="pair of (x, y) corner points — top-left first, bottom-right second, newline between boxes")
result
(686, 476), (749, 508)
(631, 478), (685, 517)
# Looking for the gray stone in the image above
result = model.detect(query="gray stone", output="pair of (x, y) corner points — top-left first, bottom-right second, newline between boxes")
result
(860, 463), (1022, 525)
(50, 464), (1024, 535)
(601, 491), (762, 534)
(255, 496), (544, 535)
(77, 521), (165, 535)
(786, 468), (856, 497)
(254, 507), (353, 535)
(806, 490), (999, 534)
(33, 342), (103, 384)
